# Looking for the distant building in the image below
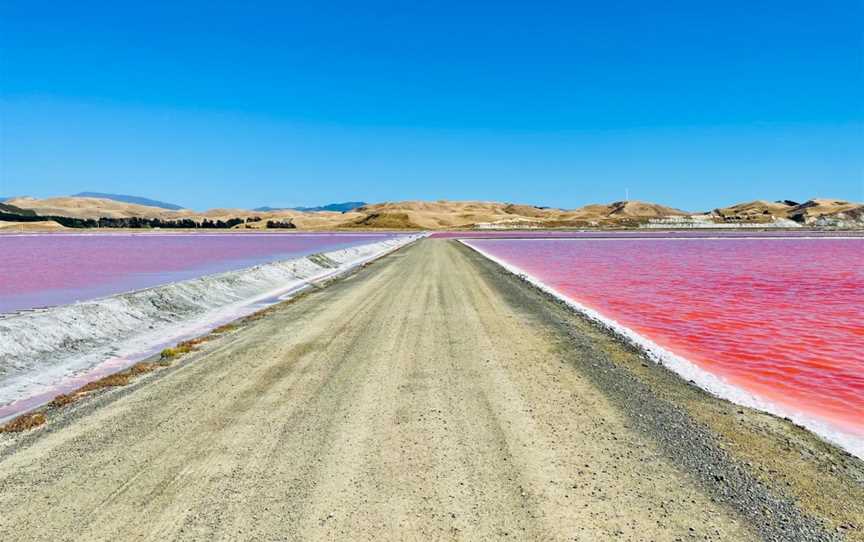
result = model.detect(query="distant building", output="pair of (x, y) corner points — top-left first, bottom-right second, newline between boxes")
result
(641, 215), (801, 229)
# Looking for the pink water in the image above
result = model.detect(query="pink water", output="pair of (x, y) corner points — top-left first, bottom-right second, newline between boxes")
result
(0, 232), (400, 313)
(431, 230), (864, 239)
(467, 238), (864, 439)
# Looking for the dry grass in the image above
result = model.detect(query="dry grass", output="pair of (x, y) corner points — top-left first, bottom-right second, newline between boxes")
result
(43, 374), (129, 409)
(4, 256), (327, 436)
(48, 393), (78, 408)
(241, 304), (281, 323)
(160, 337), (208, 359)
(0, 412), (47, 433)
(45, 362), (161, 411)
(241, 292), (309, 324)
(241, 313), (264, 323)
(126, 362), (158, 376)
(40, 325), (242, 418)
(159, 347), (181, 359)
(78, 373), (131, 392)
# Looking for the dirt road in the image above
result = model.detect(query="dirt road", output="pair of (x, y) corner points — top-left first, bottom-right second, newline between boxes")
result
(0, 240), (857, 541)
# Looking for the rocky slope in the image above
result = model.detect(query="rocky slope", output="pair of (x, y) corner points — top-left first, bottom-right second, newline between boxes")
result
(710, 199), (864, 228)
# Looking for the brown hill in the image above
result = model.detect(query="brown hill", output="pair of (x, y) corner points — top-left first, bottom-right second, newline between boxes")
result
(564, 200), (688, 221)
(0, 220), (67, 232)
(709, 200), (796, 224)
(341, 212), (423, 229)
(6, 195), (861, 230)
(343, 201), (562, 229)
(710, 198), (864, 227)
(6, 196), (176, 219)
(5, 196), (349, 229)
(787, 199), (864, 225)
(0, 197), (695, 230)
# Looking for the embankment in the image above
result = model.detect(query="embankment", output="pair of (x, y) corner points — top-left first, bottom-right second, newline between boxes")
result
(0, 239), (858, 541)
(0, 234), (422, 418)
(461, 239), (864, 461)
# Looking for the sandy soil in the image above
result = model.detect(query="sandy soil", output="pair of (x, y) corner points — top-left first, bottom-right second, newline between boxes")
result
(0, 240), (859, 541)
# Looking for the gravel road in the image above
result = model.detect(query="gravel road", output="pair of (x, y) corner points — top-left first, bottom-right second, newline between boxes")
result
(0, 239), (857, 541)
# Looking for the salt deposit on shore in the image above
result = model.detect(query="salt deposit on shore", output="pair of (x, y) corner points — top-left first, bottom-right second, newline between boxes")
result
(0, 234), (422, 417)
(461, 239), (864, 460)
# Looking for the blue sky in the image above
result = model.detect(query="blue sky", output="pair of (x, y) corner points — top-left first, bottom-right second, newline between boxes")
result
(1, 1), (862, 211)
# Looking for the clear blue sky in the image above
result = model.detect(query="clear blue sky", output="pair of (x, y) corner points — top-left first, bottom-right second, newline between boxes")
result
(1, 1), (862, 211)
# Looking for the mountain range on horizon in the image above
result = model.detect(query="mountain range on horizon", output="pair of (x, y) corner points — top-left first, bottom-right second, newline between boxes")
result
(2, 194), (862, 231)
(3, 193), (371, 215)
(254, 202), (368, 213)
(72, 192), (186, 211)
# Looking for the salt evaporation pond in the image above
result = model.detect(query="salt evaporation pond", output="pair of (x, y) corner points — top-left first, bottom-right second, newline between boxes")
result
(464, 236), (864, 456)
(0, 232), (419, 422)
(0, 232), (401, 314)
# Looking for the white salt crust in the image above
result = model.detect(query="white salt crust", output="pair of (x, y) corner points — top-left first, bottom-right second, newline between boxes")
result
(0, 235), (423, 413)
(461, 239), (864, 460)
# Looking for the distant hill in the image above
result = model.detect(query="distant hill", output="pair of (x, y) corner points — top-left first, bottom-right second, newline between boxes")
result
(73, 192), (185, 210)
(709, 199), (864, 227)
(7, 196), (185, 219)
(5, 195), (861, 230)
(255, 201), (367, 213)
(334, 200), (693, 229)
(0, 202), (37, 216)
(564, 200), (688, 220)
(0, 201), (68, 231)
(296, 201), (367, 212)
